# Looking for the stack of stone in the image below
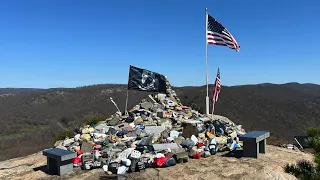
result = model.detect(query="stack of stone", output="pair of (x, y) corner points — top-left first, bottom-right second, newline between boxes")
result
(54, 78), (246, 175)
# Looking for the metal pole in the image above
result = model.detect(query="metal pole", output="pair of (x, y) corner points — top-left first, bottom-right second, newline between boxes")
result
(124, 90), (129, 115)
(294, 138), (303, 149)
(205, 8), (209, 115)
(124, 65), (131, 115)
(211, 98), (216, 118)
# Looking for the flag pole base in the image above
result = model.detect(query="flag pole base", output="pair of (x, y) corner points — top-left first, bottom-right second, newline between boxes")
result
(206, 96), (210, 115)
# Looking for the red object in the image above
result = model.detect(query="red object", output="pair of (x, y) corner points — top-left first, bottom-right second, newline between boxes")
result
(197, 143), (205, 148)
(152, 156), (169, 167)
(193, 153), (201, 159)
(73, 157), (81, 164)
(77, 150), (84, 156)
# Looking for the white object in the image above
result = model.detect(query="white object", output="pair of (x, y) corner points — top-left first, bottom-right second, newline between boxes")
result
(93, 133), (107, 139)
(118, 148), (134, 159)
(103, 165), (108, 172)
(121, 158), (132, 166)
(130, 150), (141, 159)
(74, 134), (81, 141)
(167, 137), (174, 142)
(156, 153), (165, 158)
(117, 166), (129, 174)
(62, 138), (75, 147)
(170, 130), (180, 138)
(191, 135), (199, 144)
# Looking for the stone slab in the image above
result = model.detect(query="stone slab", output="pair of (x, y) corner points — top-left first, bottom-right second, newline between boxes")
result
(94, 123), (113, 133)
(43, 148), (76, 161)
(144, 126), (165, 135)
(81, 142), (94, 153)
(153, 143), (180, 151)
(239, 131), (270, 143)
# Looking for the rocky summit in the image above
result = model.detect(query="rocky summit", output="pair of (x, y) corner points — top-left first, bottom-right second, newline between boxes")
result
(51, 78), (246, 176)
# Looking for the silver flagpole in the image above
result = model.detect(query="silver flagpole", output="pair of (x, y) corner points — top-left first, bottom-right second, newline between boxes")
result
(211, 94), (216, 118)
(124, 65), (131, 115)
(205, 8), (210, 115)
(124, 90), (129, 115)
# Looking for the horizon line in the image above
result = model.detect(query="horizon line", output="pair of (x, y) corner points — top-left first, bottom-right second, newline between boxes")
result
(0, 82), (318, 89)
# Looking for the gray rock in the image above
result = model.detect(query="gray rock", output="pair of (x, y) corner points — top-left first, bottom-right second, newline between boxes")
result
(174, 137), (185, 145)
(108, 117), (120, 126)
(152, 103), (165, 112)
(153, 143), (180, 152)
(156, 111), (165, 118)
(202, 151), (211, 158)
(144, 126), (165, 136)
(134, 117), (143, 125)
(140, 102), (153, 110)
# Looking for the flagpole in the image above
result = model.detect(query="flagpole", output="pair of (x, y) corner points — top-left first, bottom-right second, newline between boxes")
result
(205, 8), (210, 115)
(124, 65), (131, 116)
(211, 98), (216, 118)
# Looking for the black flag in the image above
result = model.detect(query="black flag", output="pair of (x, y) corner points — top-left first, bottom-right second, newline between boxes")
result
(127, 65), (167, 93)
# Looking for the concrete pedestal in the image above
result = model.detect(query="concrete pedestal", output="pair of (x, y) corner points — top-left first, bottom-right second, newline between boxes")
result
(239, 131), (270, 158)
(43, 148), (76, 176)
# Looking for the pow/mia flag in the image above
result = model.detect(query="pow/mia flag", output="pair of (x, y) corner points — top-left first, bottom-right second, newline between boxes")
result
(127, 65), (167, 93)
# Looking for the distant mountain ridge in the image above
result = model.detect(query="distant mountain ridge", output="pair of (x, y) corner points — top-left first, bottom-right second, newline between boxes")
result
(0, 82), (319, 161)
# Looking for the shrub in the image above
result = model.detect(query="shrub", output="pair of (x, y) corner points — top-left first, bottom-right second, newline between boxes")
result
(284, 128), (320, 180)
(86, 116), (106, 126)
(284, 160), (317, 180)
(307, 128), (320, 153)
(307, 128), (320, 138)
(54, 129), (73, 142)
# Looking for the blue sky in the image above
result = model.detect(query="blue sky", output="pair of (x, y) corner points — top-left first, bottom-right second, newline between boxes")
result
(0, 0), (319, 88)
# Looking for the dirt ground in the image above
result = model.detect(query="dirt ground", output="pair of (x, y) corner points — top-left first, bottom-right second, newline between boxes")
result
(0, 145), (313, 180)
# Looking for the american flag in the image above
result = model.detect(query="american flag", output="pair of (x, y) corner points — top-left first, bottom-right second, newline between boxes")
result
(207, 14), (240, 52)
(211, 67), (221, 102)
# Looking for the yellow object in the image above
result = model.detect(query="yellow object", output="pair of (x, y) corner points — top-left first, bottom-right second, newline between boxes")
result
(227, 129), (233, 134)
(81, 134), (91, 141)
(74, 146), (81, 151)
(238, 141), (243, 147)
(88, 127), (94, 133)
(206, 132), (215, 139)
(175, 106), (182, 111)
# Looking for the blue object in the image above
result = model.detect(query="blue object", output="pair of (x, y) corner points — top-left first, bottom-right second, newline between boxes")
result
(209, 138), (217, 145)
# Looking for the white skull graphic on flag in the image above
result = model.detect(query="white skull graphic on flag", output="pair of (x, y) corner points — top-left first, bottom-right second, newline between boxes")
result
(139, 70), (155, 90)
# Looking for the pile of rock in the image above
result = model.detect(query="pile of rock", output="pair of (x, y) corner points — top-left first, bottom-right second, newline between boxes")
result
(54, 78), (246, 175)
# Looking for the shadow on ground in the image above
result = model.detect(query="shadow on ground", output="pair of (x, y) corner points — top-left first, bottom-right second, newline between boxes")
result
(221, 150), (243, 159)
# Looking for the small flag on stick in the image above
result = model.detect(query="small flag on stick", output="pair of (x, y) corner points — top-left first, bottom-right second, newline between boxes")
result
(211, 67), (221, 103)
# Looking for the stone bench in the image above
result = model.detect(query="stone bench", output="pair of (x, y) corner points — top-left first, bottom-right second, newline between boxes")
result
(239, 131), (270, 158)
(43, 148), (76, 176)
